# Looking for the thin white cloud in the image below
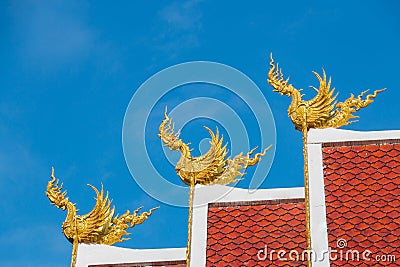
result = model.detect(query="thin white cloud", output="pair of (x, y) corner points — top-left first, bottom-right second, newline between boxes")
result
(149, 0), (204, 58)
(159, 0), (203, 31)
(0, 223), (68, 267)
(10, 0), (94, 67)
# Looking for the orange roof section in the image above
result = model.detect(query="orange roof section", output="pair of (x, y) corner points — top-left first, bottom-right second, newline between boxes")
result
(206, 199), (306, 266)
(323, 142), (400, 266)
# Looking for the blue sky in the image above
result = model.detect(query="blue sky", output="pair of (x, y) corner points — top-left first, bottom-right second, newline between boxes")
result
(0, 1), (399, 266)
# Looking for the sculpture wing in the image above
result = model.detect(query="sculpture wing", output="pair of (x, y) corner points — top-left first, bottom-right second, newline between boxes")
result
(195, 127), (227, 184)
(185, 127), (228, 185)
(304, 71), (337, 127)
(78, 185), (115, 243)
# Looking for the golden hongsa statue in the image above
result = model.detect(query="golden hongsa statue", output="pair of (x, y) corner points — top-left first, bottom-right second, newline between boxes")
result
(46, 168), (158, 267)
(158, 109), (271, 266)
(268, 54), (385, 130)
(268, 53), (385, 267)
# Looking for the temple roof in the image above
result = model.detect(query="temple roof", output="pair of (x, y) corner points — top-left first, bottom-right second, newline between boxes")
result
(77, 128), (400, 267)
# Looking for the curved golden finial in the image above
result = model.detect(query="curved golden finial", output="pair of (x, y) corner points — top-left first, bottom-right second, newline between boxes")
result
(158, 110), (270, 186)
(267, 53), (385, 267)
(158, 109), (271, 266)
(268, 53), (385, 130)
(46, 168), (159, 267)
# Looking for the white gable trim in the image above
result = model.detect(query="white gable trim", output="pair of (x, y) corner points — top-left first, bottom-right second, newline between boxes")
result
(76, 244), (186, 267)
(308, 128), (400, 144)
(308, 143), (330, 267)
(307, 128), (400, 267)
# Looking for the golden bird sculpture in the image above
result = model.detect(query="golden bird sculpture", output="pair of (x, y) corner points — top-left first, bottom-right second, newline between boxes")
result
(268, 53), (385, 131)
(46, 168), (158, 267)
(158, 110), (270, 266)
(267, 53), (385, 267)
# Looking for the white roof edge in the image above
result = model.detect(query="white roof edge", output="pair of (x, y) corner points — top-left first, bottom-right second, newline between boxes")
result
(76, 244), (186, 267)
(308, 128), (400, 144)
(194, 184), (304, 206)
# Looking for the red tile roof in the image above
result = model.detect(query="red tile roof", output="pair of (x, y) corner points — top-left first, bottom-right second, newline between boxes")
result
(206, 199), (307, 266)
(323, 143), (400, 266)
